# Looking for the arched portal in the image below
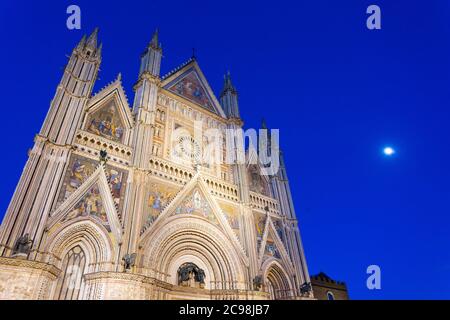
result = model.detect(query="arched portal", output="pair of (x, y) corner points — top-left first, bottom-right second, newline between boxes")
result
(263, 260), (293, 300)
(44, 220), (114, 300)
(141, 216), (246, 292)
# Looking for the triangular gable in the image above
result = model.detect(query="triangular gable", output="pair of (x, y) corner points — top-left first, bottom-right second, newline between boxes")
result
(84, 75), (134, 144)
(173, 188), (219, 225)
(48, 165), (122, 241)
(140, 172), (246, 258)
(257, 215), (292, 270)
(161, 60), (226, 118)
(57, 153), (128, 218)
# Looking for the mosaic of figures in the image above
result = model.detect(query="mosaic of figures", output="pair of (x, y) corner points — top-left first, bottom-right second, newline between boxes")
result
(248, 165), (271, 197)
(273, 219), (285, 244)
(264, 238), (281, 259)
(254, 212), (267, 243)
(175, 189), (218, 225)
(168, 70), (215, 112)
(218, 202), (240, 231)
(86, 99), (126, 143)
(62, 184), (111, 233)
(58, 154), (128, 214)
(145, 183), (179, 226)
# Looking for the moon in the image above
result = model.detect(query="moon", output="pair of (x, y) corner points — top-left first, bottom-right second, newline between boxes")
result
(383, 147), (395, 156)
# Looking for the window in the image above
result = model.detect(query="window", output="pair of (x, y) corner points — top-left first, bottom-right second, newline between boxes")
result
(327, 291), (335, 300)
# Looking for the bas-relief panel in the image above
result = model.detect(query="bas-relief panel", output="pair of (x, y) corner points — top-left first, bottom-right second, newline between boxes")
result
(58, 154), (128, 214)
(168, 70), (215, 112)
(144, 183), (179, 226)
(248, 165), (270, 197)
(62, 184), (111, 233)
(86, 99), (125, 143)
(175, 189), (218, 225)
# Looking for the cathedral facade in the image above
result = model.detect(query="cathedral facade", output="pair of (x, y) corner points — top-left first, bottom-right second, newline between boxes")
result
(0, 29), (312, 300)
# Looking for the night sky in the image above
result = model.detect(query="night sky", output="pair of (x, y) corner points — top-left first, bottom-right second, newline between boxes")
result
(1, 1), (449, 299)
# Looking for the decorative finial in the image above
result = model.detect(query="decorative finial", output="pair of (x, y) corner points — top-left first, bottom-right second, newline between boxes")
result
(192, 48), (196, 59)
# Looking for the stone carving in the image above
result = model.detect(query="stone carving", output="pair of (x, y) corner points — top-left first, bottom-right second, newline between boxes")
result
(178, 262), (206, 288)
(12, 233), (33, 256)
(300, 282), (312, 295)
(122, 253), (137, 271)
(100, 150), (108, 163)
(253, 275), (263, 291)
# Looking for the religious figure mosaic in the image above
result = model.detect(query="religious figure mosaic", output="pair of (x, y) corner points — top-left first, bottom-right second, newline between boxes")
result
(265, 231), (281, 259)
(248, 165), (270, 197)
(273, 219), (285, 243)
(86, 100), (125, 143)
(175, 189), (217, 224)
(58, 155), (128, 214)
(145, 183), (178, 226)
(218, 202), (240, 231)
(62, 184), (111, 232)
(168, 70), (215, 112)
(254, 212), (267, 242)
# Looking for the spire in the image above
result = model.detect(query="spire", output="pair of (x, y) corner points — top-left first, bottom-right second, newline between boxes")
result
(138, 28), (162, 77)
(261, 118), (267, 129)
(221, 71), (237, 95)
(74, 28), (101, 60)
(86, 27), (99, 50)
(149, 28), (161, 51)
(76, 34), (87, 50)
(220, 71), (240, 119)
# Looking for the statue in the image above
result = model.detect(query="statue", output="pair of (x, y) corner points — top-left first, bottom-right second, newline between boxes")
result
(122, 253), (137, 271)
(195, 267), (206, 284)
(253, 275), (263, 291)
(178, 263), (206, 287)
(12, 233), (33, 256)
(99, 150), (108, 163)
(300, 282), (312, 295)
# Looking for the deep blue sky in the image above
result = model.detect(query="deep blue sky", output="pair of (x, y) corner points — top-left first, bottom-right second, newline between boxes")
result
(1, 1), (449, 299)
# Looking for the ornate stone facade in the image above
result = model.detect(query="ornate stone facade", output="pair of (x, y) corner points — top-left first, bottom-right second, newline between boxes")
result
(0, 29), (312, 300)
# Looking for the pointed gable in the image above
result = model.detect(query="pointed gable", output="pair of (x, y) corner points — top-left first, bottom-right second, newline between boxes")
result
(84, 74), (134, 145)
(173, 188), (218, 225)
(62, 183), (112, 233)
(162, 60), (226, 117)
(48, 164), (123, 241)
(86, 98), (126, 143)
(57, 154), (128, 216)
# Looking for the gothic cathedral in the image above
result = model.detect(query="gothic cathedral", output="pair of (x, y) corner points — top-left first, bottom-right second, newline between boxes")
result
(0, 29), (312, 300)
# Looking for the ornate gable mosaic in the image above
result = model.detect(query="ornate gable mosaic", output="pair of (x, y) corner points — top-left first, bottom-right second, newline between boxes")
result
(175, 189), (218, 225)
(86, 99), (126, 143)
(167, 69), (216, 113)
(58, 154), (128, 214)
(62, 183), (111, 233)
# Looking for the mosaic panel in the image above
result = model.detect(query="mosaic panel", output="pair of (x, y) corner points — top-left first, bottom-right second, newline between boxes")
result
(62, 184), (111, 232)
(86, 99), (125, 143)
(144, 183), (179, 226)
(248, 165), (270, 197)
(175, 189), (218, 225)
(168, 70), (215, 112)
(58, 154), (128, 214)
